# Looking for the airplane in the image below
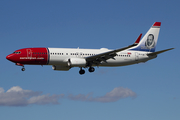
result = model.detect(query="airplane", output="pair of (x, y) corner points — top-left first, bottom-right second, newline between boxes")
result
(6, 22), (174, 75)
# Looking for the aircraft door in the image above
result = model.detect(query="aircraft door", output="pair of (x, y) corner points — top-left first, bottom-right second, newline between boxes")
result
(76, 52), (79, 57)
(135, 52), (139, 61)
(76, 52), (82, 58)
(27, 49), (32, 58)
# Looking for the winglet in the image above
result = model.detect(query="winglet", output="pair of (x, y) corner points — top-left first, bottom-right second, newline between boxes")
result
(134, 33), (142, 44)
(128, 33), (143, 48)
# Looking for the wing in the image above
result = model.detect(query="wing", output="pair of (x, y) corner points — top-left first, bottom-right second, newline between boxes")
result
(85, 34), (142, 66)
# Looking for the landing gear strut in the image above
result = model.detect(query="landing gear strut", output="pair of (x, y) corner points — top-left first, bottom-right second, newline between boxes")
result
(88, 67), (95, 73)
(79, 68), (85, 75)
(16, 63), (25, 71)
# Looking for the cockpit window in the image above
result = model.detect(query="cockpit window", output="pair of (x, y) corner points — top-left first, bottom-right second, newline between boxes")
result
(13, 51), (21, 54)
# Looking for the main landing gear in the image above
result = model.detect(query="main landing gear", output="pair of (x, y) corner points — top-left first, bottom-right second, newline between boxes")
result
(79, 68), (85, 75)
(88, 67), (95, 72)
(79, 67), (95, 75)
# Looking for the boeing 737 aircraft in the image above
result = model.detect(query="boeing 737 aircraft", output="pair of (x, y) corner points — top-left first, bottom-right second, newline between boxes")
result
(6, 22), (174, 75)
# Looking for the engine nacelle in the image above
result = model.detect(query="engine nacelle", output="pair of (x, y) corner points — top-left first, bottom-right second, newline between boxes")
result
(68, 58), (86, 67)
(52, 65), (70, 71)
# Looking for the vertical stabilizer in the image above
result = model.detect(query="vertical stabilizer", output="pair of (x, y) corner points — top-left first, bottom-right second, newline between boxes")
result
(130, 22), (161, 52)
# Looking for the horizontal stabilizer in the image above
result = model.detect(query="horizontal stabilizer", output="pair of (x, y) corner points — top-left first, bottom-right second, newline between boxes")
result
(147, 48), (174, 56)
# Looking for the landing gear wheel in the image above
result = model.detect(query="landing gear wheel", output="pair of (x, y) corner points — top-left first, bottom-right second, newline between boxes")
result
(79, 69), (85, 75)
(21, 68), (25, 71)
(88, 67), (95, 73)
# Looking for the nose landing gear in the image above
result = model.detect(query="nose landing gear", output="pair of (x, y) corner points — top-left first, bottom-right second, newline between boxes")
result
(21, 67), (25, 71)
(16, 63), (25, 71)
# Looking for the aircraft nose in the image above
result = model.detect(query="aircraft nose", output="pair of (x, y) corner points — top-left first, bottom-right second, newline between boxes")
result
(6, 54), (14, 62)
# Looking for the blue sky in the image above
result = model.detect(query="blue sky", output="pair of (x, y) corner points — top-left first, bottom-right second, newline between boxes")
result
(0, 0), (180, 120)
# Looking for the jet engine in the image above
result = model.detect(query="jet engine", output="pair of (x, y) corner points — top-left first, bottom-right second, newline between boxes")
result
(52, 65), (70, 71)
(68, 58), (87, 67)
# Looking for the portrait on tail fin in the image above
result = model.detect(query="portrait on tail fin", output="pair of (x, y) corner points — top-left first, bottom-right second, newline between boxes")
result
(145, 34), (155, 49)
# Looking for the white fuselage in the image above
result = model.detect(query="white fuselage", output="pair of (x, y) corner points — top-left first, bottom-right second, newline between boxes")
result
(48, 48), (156, 67)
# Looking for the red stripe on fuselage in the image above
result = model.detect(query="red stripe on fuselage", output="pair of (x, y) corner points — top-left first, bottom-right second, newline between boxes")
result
(6, 48), (49, 65)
